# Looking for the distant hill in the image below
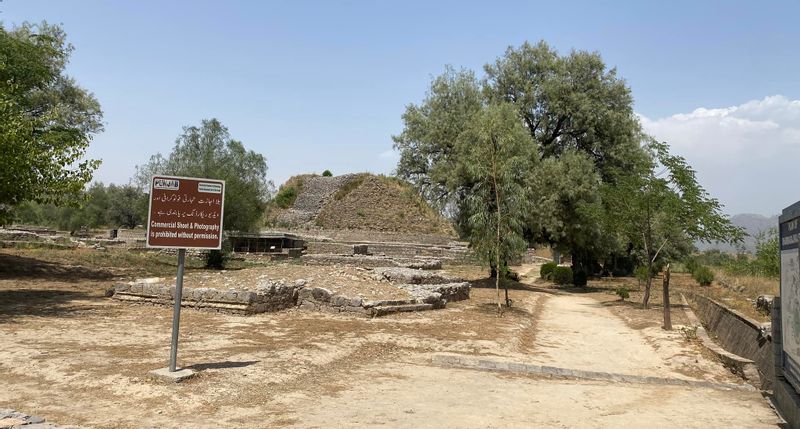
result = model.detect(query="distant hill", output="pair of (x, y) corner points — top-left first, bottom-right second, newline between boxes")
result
(266, 173), (456, 237)
(697, 213), (778, 253)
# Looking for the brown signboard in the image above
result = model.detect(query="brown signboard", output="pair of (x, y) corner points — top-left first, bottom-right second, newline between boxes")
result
(146, 175), (225, 249)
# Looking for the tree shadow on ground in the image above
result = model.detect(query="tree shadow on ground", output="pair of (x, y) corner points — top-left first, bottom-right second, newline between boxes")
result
(473, 302), (532, 317)
(599, 299), (690, 311)
(469, 277), (538, 291)
(185, 360), (260, 372)
(0, 253), (114, 282)
(0, 289), (102, 322)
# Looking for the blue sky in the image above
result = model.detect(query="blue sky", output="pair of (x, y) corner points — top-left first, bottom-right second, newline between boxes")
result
(3, 1), (799, 215)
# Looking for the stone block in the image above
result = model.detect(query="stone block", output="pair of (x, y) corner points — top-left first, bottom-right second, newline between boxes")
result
(330, 295), (348, 307)
(238, 291), (254, 303)
(297, 287), (313, 301)
(311, 287), (332, 302)
(223, 289), (238, 301)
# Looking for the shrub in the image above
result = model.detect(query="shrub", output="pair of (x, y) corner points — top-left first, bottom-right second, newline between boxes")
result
(684, 258), (699, 275)
(573, 268), (588, 287)
(615, 287), (630, 301)
(692, 265), (715, 286)
(551, 266), (573, 285)
(322, 170), (333, 177)
(540, 262), (557, 280)
(273, 186), (298, 209)
(634, 266), (651, 285)
(205, 247), (230, 269)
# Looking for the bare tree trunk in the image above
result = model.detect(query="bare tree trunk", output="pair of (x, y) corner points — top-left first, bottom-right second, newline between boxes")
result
(491, 146), (502, 310)
(662, 263), (672, 330)
(642, 259), (653, 309)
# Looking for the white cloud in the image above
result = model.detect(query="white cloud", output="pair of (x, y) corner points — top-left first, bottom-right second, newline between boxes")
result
(378, 148), (399, 160)
(638, 95), (800, 215)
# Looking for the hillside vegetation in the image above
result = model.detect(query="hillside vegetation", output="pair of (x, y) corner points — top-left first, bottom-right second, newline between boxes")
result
(266, 173), (455, 236)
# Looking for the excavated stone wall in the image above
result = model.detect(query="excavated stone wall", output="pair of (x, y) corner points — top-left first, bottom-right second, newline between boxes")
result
(113, 268), (470, 317)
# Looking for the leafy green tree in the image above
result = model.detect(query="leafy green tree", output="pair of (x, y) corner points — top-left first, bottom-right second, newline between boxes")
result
(484, 41), (645, 276)
(604, 139), (742, 307)
(527, 151), (609, 282)
(394, 42), (646, 274)
(753, 229), (779, 277)
(483, 41), (642, 179)
(456, 103), (536, 307)
(106, 184), (148, 228)
(0, 22), (103, 223)
(136, 119), (271, 266)
(393, 66), (483, 211)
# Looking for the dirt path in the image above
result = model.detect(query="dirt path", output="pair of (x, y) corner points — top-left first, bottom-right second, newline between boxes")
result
(294, 362), (776, 429)
(0, 258), (781, 428)
(531, 294), (707, 378)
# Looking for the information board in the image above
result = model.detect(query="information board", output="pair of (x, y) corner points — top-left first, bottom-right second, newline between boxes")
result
(146, 175), (225, 249)
(780, 203), (800, 392)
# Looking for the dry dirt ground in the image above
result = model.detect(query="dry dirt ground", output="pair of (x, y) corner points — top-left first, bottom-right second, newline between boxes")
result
(0, 251), (781, 428)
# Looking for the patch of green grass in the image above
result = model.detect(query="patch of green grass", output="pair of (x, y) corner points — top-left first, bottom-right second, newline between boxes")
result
(273, 186), (299, 208)
(334, 175), (366, 200)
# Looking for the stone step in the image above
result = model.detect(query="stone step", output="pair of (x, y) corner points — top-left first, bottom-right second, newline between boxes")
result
(373, 303), (434, 317)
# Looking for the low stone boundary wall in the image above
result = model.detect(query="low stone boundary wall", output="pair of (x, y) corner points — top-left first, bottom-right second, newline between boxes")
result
(685, 292), (774, 391)
(302, 254), (442, 270)
(304, 240), (472, 262)
(431, 354), (756, 392)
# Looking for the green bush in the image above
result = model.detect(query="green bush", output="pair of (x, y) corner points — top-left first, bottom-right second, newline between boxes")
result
(634, 266), (651, 284)
(540, 262), (557, 280)
(615, 287), (630, 301)
(573, 268), (588, 287)
(552, 266), (573, 285)
(273, 186), (298, 209)
(684, 258), (699, 274)
(205, 248), (230, 269)
(692, 265), (715, 286)
(322, 170), (333, 177)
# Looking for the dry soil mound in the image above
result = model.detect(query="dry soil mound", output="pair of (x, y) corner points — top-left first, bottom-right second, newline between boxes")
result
(268, 173), (455, 236)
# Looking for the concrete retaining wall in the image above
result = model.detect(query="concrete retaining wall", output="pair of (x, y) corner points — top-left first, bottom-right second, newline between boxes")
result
(686, 293), (774, 390)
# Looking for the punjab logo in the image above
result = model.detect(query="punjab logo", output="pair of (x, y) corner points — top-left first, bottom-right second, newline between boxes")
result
(154, 178), (180, 190)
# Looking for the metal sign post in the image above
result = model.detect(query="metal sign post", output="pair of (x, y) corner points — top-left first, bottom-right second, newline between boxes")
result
(146, 175), (225, 382)
(169, 248), (187, 372)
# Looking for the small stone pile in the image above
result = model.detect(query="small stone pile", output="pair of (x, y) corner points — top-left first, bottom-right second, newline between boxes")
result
(0, 409), (80, 429)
